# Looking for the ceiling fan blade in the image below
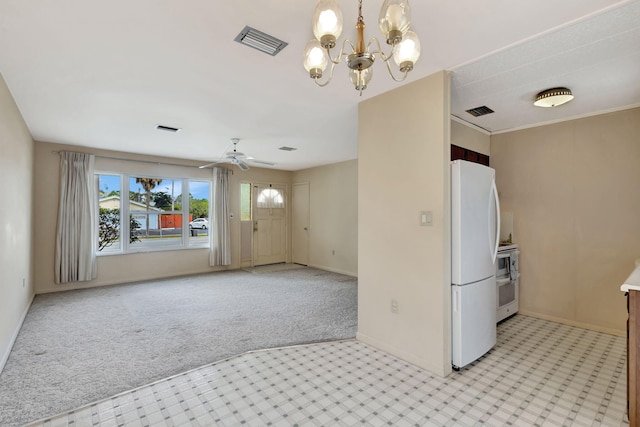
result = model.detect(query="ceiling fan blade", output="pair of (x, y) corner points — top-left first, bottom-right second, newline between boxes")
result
(236, 159), (250, 171)
(198, 162), (218, 169)
(250, 159), (277, 166)
(199, 159), (228, 169)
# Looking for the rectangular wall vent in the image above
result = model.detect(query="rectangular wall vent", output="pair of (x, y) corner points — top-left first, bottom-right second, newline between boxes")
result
(155, 124), (181, 132)
(466, 106), (494, 117)
(234, 26), (288, 56)
(278, 146), (297, 151)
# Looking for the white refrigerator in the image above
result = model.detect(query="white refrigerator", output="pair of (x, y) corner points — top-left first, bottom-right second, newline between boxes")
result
(451, 160), (500, 369)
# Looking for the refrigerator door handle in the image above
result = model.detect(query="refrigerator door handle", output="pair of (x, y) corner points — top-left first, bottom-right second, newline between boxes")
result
(491, 178), (501, 263)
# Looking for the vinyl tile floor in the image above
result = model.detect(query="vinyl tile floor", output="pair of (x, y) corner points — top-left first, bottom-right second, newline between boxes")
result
(26, 315), (628, 426)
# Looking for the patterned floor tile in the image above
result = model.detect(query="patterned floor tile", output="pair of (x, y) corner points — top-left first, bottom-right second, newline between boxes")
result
(26, 315), (628, 426)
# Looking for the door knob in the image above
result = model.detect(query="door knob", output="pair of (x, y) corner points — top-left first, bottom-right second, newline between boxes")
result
(304, 227), (308, 231)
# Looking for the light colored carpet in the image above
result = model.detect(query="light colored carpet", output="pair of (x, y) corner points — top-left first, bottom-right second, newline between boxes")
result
(0, 267), (357, 427)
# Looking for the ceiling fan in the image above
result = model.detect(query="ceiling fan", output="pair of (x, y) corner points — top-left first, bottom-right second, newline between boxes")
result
(199, 138), (276, 171)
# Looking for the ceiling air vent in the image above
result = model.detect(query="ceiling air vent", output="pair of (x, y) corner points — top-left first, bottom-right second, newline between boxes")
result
(466, 106), (494, 117)
(234, 26), (288, 56)
(279, 146), (297, 151)
(155, 124), (181, 132)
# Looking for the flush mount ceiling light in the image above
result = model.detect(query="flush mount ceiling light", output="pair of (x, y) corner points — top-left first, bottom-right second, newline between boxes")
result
(303, 0), (421, 96)
(534, 87), (574, 108)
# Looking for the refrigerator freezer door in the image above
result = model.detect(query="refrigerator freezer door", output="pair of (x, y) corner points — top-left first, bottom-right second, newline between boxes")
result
(451, 160), (499, 286)
(451, 276), (497, 368)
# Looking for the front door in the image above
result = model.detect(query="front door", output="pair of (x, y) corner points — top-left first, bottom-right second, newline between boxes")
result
(252, 183), (287, 266)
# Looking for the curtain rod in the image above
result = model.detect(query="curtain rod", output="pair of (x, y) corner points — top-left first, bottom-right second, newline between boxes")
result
(52, 150), (233, 174)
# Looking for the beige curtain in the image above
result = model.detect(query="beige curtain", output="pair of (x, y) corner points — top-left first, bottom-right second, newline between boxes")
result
(55, 151), (97, 283)
(210, 167), (231, 266)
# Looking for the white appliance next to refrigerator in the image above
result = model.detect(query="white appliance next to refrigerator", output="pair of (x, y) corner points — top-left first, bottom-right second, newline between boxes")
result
(451, 160), (500, 370)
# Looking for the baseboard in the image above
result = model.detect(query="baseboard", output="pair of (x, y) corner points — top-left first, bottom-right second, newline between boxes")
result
(356, 332), (450, 378)
(308, 263), (357, 277)
(0, 293), (35, 375)
(518, 309), (625, 337)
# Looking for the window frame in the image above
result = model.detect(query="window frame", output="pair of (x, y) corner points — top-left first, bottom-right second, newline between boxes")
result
(96, 171), (212, 255)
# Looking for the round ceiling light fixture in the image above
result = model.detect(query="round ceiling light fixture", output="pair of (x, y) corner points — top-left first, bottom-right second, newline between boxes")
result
(534, 87), (574, 108)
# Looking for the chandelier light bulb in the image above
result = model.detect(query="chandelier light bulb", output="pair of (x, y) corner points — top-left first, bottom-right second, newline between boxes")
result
(303, 39), (329, 78)
(379, 0), (411, 45)
(350, 67), (373, 93)
(312, 0), (343, 48)
(393, 30), (420, 71)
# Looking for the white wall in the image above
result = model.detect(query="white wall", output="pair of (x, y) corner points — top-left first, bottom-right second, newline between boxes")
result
(292, 160), (357, 276)
(0, 73), (35, 372)
(491, 107), (640, 336)
(358, 71), (452, 377)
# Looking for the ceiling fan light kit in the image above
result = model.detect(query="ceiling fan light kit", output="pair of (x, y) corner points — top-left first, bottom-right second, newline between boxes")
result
(303, 0), (421, 95)
(534, 87), (574, 108)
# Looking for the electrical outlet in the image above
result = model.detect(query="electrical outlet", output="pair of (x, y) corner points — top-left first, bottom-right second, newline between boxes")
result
(391, 299), (398, 314)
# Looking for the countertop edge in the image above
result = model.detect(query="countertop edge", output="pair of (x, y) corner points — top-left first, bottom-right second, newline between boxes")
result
(620, 259), (640, 292)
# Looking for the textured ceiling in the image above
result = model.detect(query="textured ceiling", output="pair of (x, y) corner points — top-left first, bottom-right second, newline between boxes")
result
(451, 0), (640, 134)
(0, 0), (637, 170)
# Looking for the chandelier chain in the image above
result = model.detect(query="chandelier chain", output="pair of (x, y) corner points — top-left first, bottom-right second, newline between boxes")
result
(358, 0), (364, 23)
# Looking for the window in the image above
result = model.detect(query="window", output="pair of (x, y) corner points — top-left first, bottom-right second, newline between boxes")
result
(98, 174), (124, 254)
(257, 188), (284, 208)
(129, 177), (183, 249)
(187, 180), (211, 246)
(96, 173), (211, 254)
(240, 182), (251, 220)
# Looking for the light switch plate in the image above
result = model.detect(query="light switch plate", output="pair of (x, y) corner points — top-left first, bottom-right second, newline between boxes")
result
(420, 210), (433, 226)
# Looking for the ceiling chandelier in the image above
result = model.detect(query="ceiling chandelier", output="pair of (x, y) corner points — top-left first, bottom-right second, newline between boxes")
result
(303, 0), (421, 95)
